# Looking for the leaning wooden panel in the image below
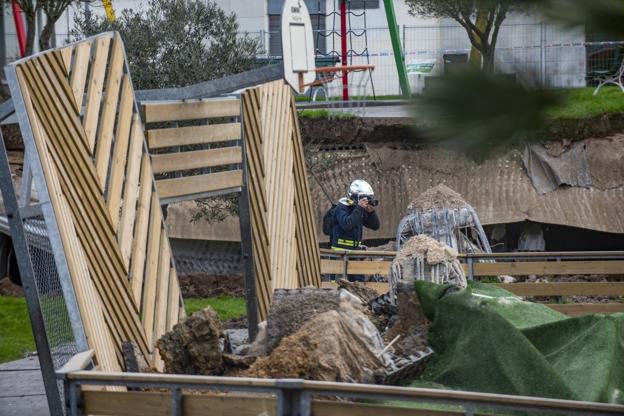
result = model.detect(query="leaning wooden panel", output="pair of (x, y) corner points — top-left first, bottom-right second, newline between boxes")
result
(7, 33), (184, 371)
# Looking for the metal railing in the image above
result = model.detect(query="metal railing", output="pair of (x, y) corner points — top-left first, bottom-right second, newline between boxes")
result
(320, 248), (624, 280)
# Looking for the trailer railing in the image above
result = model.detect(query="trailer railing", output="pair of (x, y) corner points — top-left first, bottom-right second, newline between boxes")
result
(320, 249), (624, 316)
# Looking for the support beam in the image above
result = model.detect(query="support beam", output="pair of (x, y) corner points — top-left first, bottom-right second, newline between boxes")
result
(383, 0), (411, 98)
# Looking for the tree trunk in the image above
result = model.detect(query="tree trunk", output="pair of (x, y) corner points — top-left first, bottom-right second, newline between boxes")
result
(469, 8), (488, 68)
(24, 12), (36, 56)
(481, 45), (496, 72)
(38, 18), (56, 51)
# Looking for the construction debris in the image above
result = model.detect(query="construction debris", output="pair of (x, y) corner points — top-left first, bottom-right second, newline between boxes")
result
(406, 184), (468, 212)
(265, 288), (344, 351)
(398, 184), (491, 254)
(384, 283), (429, 356)
(157, 307), (224, 375)
(337, 279), (380, 303)
(392, 235), (467, 289)
(246, 304), (387, 383)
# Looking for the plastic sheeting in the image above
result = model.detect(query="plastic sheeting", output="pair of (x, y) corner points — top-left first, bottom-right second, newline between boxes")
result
(413, 281), (624, 404)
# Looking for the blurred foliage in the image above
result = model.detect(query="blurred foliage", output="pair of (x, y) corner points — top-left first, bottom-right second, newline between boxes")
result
(413, 70), (560, 159)
(71, 0), (259, 90)
(191, 194), (239, 224)
(412, 0), (624, 158)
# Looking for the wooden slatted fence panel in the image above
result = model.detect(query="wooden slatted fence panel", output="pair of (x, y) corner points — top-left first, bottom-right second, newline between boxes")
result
(9, 32), (183, 370)
(240, 81), (321, 320)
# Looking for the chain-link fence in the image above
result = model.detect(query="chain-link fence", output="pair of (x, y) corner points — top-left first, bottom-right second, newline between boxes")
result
(247, 23), (624, 97)
(22, 215), (80, 411)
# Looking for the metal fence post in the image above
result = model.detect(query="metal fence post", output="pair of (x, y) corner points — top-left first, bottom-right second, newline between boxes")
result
(276, 379), (308, 416)
(0, 108), (65, 416)
(238, 95), (260, 341)
(467, 255), (474, 281)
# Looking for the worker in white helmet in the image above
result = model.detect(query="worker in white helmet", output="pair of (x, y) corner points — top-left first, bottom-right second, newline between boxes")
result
(329, 179), (380, 281)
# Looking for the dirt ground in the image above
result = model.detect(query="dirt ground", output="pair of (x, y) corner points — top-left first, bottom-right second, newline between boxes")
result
(178, 274), (244, 297)
(0, 277), (22, 296)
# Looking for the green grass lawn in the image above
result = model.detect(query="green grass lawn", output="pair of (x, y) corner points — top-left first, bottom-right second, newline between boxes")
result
(184, 296), (246, 320)
(0, 296), (35, 363)
(545, 87), (624, 119)
(0, 295), (246, 364)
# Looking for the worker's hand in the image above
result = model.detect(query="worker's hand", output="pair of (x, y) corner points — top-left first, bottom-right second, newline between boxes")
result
(357, 197), (368, 209)
(366, 204), (375, 213)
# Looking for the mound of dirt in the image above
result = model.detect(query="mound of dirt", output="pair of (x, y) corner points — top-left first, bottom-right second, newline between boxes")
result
(265, 288), (343, 351)
(406, 184), (467, 212)
(384, 283), (429, 356)
(157, 307), (223, 375)
(246, 306), (386, 383)
(394, 235), (457, 265)
(178, 274), (243, 297)
(338, 279), (380, 303)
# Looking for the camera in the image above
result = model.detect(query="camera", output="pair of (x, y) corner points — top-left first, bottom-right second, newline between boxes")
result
(360, 195), (379, 207)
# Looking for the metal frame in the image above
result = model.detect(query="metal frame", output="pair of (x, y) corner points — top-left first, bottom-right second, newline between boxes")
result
(237, 95), (260, 340)
(55, 355), (624, 416)
(0, 124), (65, 416)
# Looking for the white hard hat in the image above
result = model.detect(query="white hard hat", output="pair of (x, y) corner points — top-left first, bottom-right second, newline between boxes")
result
(348, 179), (374, 200)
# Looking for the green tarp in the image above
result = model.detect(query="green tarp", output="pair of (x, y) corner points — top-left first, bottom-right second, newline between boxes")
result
(413, 281), (624, 404)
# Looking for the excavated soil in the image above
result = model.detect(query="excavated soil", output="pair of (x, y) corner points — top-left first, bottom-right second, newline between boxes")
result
(384, 283), (429, 356)
(178, 274), (244, 297)
(406, 184), (468, 212)
(394, 235), (456, 265)
(157, 307), (224, 375)
(265, 288), (343, 351)
(246, 307), (385, 383)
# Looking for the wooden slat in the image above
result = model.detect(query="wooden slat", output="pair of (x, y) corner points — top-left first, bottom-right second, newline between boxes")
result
(151, 146), (242, 174)
(143, 99), (240, 123)
(117, 115), (144, 266)
(130, 154), (152, 304)
(83, 391), (277, 416)
(60, 46), (73, 73)
(466, 260), (624, 276)
(82, 35), (111, 153)
(321, 259), (392, 276)
(141, 193), (162, 348)
(155, 170), (243, 199)
(69, 40), (92, 111)
(166, 267), (180, 330)
(94, 34), (125, 189)
(495, 282), (624, 297)
(153, 233), (171, 344)
(106, 77), (134, 229)
(147, 122), (241, 149)
(548, 303), (624, 316)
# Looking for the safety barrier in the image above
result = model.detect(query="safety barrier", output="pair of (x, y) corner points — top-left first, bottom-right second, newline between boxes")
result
(56, 350), (624, 416)
(320, 249), (624, 316)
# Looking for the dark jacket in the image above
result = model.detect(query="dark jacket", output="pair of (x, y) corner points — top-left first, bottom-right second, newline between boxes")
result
(331, 198), (380, 249)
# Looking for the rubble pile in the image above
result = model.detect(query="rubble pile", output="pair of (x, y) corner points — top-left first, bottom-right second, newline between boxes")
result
(156, 307), (224, 375)
(406, 184), (467, 213)
(392, 235), (467, 289)
(155, 281), (451, 385)
(246, 305), (386, 383)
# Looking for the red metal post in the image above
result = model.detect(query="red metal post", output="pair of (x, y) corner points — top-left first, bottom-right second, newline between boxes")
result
(340, 0), (348, 101)
(11, 0), (26, 58)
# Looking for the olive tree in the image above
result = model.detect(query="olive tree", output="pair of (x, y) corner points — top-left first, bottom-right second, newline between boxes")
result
(71, 0), (259, 89)
(405, 0), (515, 71)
